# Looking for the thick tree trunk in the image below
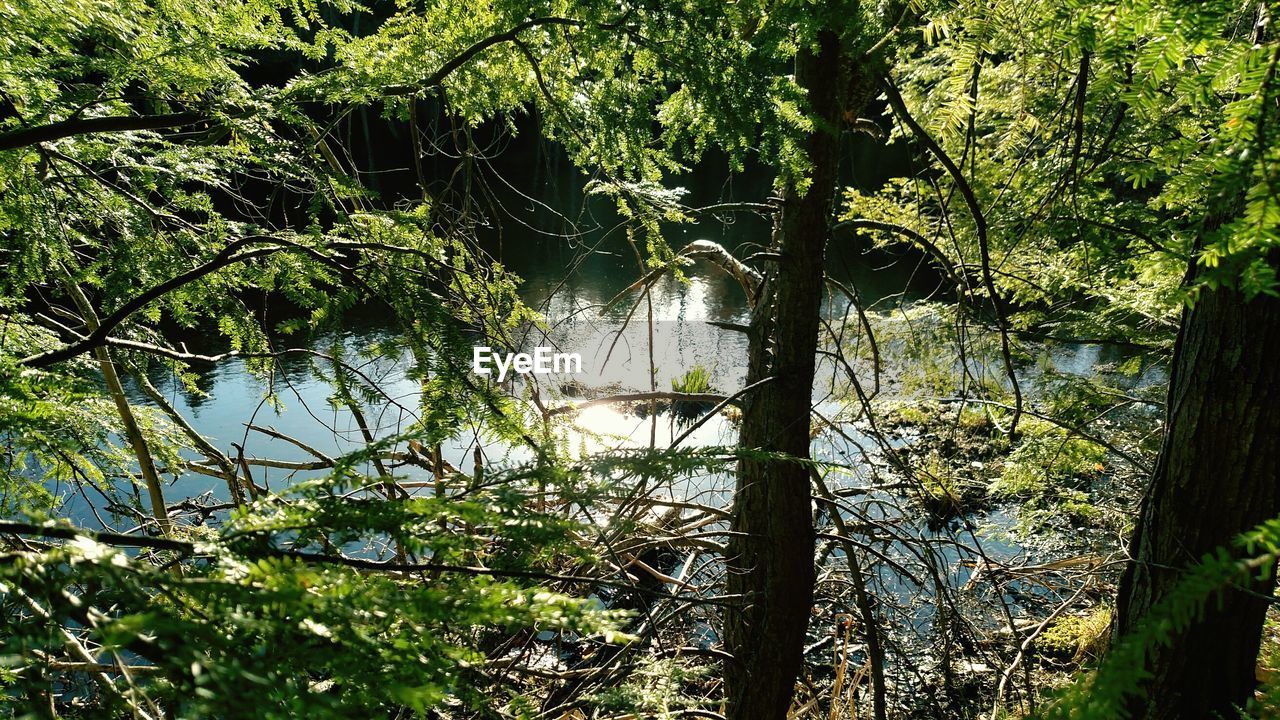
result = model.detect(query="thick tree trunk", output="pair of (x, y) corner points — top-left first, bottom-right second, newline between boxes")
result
(1115, 282), (1280, 719)
(723, 30), (847, 720)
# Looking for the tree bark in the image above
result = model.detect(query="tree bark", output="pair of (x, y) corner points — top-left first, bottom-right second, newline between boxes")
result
(1114, 279), (1280, 719)
(723, 30), (849, 720)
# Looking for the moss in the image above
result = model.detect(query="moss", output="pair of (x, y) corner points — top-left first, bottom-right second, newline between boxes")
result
(893, 404), (934, 426)
(1251, 614), (1280, 717)
(1036, 606), (1112, 662)
(957, 406), (992, 431)
(1016, 417), (1062, 438)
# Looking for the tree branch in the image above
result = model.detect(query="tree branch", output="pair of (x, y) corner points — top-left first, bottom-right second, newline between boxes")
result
(548, 390), (732, 417)
(833, 217), (967, 291)
(20, 239), (285, 368)
(381, 16), (584, 96)
(0, 112), (204, 152)
(880, 76), (1024, 436)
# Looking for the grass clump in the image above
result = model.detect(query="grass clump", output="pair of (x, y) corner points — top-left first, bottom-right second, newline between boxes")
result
(957, 405), (992, 431)
(987, 419), (1110, 535)
(919, 451), (964, 514)
(669, 365), (717, 421)
(671, 365), (713, 394)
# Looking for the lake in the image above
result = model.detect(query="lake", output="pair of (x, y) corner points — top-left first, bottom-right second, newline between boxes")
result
(45, 144), (1163, 643)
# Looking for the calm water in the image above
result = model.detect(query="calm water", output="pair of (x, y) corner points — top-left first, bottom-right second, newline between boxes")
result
(50, 158), (949, 523)
(44, 155), (1164, 641)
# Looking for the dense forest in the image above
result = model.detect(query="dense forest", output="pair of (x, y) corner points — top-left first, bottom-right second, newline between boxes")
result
(2, 1), (1279, 718)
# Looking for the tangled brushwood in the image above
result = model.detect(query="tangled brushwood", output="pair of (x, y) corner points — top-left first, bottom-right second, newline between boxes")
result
(2, 1), (1280, 719)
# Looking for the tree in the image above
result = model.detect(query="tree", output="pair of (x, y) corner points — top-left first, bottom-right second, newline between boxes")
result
(1069, 2), (1280, 714)
(0, 1), (647, 715)
(1105, 9), (1280, 711)
(723, 5), (904, 714)
(1114, 279), (1280, 718)
(723, 27), (846, 720)
(872, 0), (1280, 715)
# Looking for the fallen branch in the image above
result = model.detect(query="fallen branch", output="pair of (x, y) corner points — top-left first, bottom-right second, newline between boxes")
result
(0, 521), (734, 607)
(548, 390), (731, 416)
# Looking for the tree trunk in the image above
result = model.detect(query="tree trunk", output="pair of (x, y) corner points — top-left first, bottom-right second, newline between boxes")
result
(723, 30), (847, 720)
(1114, 280), (1280, 719)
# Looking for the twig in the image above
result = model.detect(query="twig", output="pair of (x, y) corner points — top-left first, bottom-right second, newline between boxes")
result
(991, 579), (1092, 718)
(880, 76), (1024, 437)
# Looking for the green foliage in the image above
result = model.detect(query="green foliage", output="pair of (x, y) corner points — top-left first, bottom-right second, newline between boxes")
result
(840, 302), (1018, 402)
(0, 459), (633, 717)
(891, 404), (935, 426)
(990, 420), (1106, 500)
(917, 450), (966, 516)
(0, 1), (748, 715)
(849, 0), (1280, 359)
(583, 656), (714, 716)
